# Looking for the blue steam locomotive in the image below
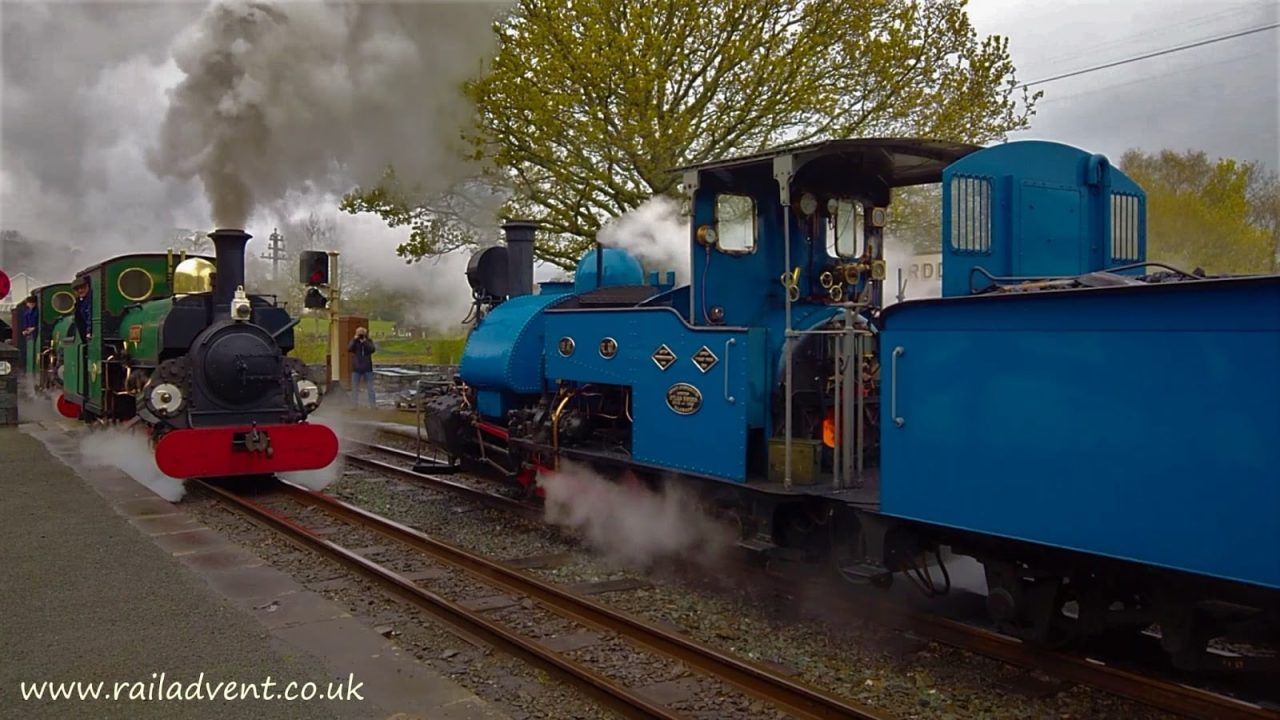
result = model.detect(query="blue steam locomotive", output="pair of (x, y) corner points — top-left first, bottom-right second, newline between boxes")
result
(424, 138), (1279, 671)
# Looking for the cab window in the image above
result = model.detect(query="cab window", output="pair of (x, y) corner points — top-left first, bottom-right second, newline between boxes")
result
(716, 194), (756, 253)
(826, 199), (862, 258)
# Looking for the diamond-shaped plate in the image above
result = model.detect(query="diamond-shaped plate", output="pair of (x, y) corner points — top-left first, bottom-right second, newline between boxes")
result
(651, 344), (676, 371)
(691, 346), (718, 373)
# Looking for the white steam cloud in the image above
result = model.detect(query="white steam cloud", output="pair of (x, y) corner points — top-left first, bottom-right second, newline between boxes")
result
(596, 196), (690, 285)
(882, 233), (942, 304)
(149, 0), (506, 229)
(326, 212), (476, 334)
(16, 379), (68, 427)
(246, 203), (476, 333)
(537, 462), (734, 568)
(0, 1), (205, 277)
(278, 400), (370, 491)
(80, 428), (186, 502)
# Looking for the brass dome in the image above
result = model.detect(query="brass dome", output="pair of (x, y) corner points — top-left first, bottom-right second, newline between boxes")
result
(173, 257), (216, 295)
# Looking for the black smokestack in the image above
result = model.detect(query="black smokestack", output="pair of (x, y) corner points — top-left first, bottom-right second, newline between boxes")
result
(502, 220), (536, 298)
(208, 228), (251, 309)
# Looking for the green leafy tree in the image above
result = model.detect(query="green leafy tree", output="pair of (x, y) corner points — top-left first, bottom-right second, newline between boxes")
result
(1120, 149), (1277, 274)
(1243, 163), (1280, 264)
(346, 0), (1038, 270)
(887, 185), (944, 254)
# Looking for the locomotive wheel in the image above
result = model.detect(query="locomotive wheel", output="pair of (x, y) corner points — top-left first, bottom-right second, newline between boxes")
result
(1156, 599), (1212, 671)
(1074, 580), (1153, 647)
(703, 495), (752, 543)
(1024, 579), (1079, 649)
(984, 561), (1079, 649)
(826, 507), (862, 573)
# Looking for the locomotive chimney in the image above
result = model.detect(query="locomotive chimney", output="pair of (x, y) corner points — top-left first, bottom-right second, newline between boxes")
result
(502, 220), (536, 298)
(208, 228), (251, 311)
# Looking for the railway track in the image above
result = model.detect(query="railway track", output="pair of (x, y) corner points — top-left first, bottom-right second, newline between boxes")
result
(199, 476), (892, 720)
(901, 612), (1275, 720)
(342, 438), (539, 520)
(346, 429), (1279, 720)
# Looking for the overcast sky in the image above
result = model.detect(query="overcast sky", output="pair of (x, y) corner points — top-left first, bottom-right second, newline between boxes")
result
(0, 0), (1275, 279)
(966, 0), (1278, 170)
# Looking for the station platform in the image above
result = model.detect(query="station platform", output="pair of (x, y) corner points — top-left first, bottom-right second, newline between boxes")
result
(0, 421), (509, 720)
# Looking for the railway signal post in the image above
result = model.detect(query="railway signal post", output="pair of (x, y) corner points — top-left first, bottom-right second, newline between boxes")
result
(299, 248), (348, 392)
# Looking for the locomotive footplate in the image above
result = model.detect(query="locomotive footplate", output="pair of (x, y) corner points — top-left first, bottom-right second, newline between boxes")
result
(507, 435), (881, 506)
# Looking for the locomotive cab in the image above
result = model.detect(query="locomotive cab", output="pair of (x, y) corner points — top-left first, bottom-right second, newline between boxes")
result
(675, 139), (985, 491)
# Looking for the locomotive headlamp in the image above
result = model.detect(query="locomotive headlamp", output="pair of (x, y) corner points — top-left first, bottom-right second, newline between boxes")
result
(231, 286), (252, 322)
(148, 382), (184, 417)
(0, 360), (11, 376)
(696, 225), (718, 247)
(295, 379), (320, 412)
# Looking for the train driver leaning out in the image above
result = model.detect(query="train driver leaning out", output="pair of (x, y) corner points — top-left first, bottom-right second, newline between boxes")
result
(20, 295), (38, 337)
(72, 276), (92, 340)
(19, 295), (38, 364)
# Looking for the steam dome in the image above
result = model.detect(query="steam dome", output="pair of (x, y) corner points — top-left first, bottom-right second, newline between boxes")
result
(574, 248), (644, 293)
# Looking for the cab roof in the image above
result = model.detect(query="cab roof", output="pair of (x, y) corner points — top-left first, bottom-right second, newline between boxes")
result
(74, 252), (214, 278)
(674, 137), (982, 188)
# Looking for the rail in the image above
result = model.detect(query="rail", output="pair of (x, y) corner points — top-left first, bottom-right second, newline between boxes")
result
(908, 614), (1275, 720)
(200, 478), (893, 720)
(343, 440), (539, 519)
(356, 425), (1277, 720)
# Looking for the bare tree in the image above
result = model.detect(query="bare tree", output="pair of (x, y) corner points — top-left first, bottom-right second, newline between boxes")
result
(276, 209), (357, 302)
(172, 228), (212, 254)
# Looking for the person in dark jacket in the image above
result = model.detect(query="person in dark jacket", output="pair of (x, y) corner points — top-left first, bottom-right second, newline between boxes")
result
(72, 277), (92, 340)
(348, 326), (377, 408)
(20, 295), (38, 336)
(19, 295), (38, 367)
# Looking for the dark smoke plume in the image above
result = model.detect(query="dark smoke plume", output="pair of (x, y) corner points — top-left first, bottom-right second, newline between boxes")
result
(149, 0), (506, 227)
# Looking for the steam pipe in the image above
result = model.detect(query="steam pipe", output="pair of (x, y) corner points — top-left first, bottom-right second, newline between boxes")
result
(208, 228), (251, 312)
(783, 204), (793, 489)
(596, 240), (603, 289)
(501, 220), (537, 298)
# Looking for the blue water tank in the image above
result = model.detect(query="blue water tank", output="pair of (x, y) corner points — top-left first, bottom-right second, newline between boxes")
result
(459, 292), (574, 417)
(574, 248), (645, 293)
